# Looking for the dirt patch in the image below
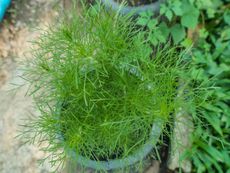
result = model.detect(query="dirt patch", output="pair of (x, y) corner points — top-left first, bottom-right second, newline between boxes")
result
(0, 0), (60, 85)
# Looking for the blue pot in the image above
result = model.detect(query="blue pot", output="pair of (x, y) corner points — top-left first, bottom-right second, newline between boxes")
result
(0, 0), (11, 21)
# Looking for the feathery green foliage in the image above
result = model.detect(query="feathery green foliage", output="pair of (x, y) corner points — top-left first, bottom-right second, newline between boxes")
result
(20, 4), (199, 172)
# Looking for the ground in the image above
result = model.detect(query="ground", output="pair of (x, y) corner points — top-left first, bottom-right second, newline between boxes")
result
(0, 0), (60, 172)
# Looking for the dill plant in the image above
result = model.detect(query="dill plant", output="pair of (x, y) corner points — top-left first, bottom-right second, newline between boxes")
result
(21, 4), (194, 172)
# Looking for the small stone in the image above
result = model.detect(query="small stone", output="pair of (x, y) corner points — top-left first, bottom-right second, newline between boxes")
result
(0, 70), (8, 87)
(145, 161), (160, 173)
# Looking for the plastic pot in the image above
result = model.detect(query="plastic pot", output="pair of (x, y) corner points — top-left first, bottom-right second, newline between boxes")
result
(66, 120), (164, 171)
(0, 0), (11, 21)
(101, 0), (164, 15)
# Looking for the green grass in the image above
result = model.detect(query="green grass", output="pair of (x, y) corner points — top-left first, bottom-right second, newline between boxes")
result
(19, 3), (204, 172)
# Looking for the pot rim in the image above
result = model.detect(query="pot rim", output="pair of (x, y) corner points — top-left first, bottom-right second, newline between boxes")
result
(67, 119), (164, 171)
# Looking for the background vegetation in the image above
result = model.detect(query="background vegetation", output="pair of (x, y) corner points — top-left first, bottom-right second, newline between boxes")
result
(137, 0), (230, 172)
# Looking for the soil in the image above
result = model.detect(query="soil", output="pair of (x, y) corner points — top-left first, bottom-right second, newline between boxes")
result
(116, 0), (158, 7)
